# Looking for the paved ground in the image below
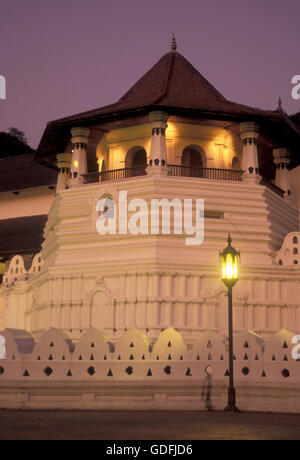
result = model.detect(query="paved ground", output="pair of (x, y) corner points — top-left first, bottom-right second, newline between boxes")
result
(0, 410), (299, 440)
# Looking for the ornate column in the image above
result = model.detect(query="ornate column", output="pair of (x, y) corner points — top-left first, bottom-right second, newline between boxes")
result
(273, 148), (291, 197)
(70, 127), (90, 184)
(240, 122), (260, 183)
(147, 111), (169, 176)
(56, 153), (72, 192)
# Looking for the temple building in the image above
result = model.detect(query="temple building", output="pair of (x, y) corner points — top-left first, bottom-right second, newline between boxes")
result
(1, 39), (300, 344)
(0, 134), (57, 280)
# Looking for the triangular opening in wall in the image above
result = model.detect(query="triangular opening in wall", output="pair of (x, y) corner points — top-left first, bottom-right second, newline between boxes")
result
(90, 354), (94, 361)
(207, 340), (212, 348)
(243, 353), (248, 360)
(129, 354), (134, 360)
(67, 370), (72, 377)
(233, 355), (236, 360)
(261, 370), (267, 378)
(283, 354), (288, 361)
(118, 355), (121, 360)
(91, 343), (95, 348)
(180, 355), (183, 360)
(208, 353), (212, 361)
(23, 370), (30, 377)
(103, 355), (107, 360)
(156, 355), (159, 360)
(12, 355), (15, 361)
(168, 341), (172, 347)
(48, 355), (53, 361)
(168, 354), (172, 360)
(255, 354), (259, 361)
(244, 341), (249, 348)
(50, 342), (54, 348)
(147, 368), (152, 376)
(282, 342), (288, 349)
(196, 355), (200, 360)
(272, 355), (276, 361)
(79, 355), (83, 361)
(62, 355), (65, 361)
(225, 369), (230, 377)
(186, 367), (192, 376)
(220, 355), (224, 361)
(130, 342), (134, 348)
(107, 369), (113, 377)
(37, 356), (41, 361)
(141, 355), (145, 360)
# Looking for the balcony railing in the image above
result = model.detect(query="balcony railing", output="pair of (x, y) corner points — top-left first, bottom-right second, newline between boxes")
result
(82, 164), (243, 184)
(82, 165), (147, 184)
(168, 164), (243, 181)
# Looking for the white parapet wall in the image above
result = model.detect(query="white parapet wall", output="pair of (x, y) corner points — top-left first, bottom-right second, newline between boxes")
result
(0, 327), (299, 413)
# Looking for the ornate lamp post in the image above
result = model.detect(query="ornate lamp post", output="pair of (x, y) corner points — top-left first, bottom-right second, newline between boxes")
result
(220, 234), (240, 412)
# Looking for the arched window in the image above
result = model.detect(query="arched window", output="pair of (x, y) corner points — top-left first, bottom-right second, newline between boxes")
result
(125, 147), (147, 177)
(181, 147), (204, 177)
(132, 150), (147, 167)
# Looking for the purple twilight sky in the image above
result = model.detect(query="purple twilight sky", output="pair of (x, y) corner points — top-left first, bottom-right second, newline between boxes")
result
(0, 0), (299, 149)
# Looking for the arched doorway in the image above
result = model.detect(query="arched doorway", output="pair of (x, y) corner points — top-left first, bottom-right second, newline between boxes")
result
(125, 147), (147, 177)
(181, 147), (204, 177)
(90, 290), (114, 335)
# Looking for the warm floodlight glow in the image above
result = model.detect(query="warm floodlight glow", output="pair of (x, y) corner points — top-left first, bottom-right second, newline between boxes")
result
(220, 234), (240, 287)
(73, 160), (79, 168)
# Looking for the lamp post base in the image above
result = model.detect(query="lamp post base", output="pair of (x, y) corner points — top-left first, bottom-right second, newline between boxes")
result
(224, 388), (241, 412)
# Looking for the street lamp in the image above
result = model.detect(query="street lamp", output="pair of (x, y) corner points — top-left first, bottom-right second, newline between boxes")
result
(220, 234), (240, 412)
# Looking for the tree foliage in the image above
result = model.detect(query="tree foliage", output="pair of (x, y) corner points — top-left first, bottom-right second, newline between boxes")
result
(8, 127), (28, 145)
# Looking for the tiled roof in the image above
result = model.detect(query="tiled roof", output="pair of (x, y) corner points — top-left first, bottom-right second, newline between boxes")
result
(0, 154), (57, 193)
(44, 51), (274, 124)
(36, 50), (300, 164)
(0, 215), (47, 257)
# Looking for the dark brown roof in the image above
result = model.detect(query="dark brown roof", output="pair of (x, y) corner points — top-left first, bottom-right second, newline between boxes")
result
(36, 50), (300, 164)
(291, 112), (300, 128)
(0, 215), (47, 257)
(0, 154), (57, 193)
(43, 51), (274, 124)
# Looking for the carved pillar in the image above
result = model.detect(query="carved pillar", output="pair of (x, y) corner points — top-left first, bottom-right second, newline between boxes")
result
(70, 127), (90, 185)
(240, 122), (260, 183)
(147, 111), (169, 176)
(273, 148), (291, 197)
(56, 153), (72, 192)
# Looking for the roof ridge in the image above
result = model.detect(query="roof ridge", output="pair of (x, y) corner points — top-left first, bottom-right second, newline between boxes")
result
(153, 52), (176, 104)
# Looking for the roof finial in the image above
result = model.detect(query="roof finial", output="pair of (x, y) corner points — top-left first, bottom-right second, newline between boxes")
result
(227, 233), (232, 246)
(171, 33), (177, 51)
(277, 97), (283, 111)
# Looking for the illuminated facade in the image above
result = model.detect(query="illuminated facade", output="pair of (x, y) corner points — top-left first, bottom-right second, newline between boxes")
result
(1, 42), (300, 345)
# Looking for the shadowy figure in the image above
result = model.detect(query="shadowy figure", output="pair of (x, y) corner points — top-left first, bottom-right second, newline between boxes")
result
(202, 373), (213, 411)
